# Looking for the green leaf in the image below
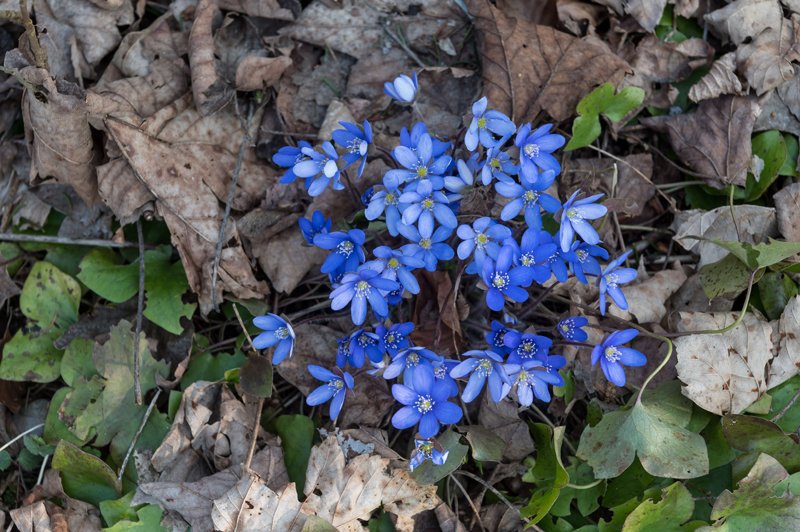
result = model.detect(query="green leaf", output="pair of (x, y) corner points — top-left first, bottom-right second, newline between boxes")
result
(698, 254), (760, 299)
(303, 515), (338, 532)
(603, 86), (646, 122)
(463, 425), (505, 462)
(567, 83), (644, 151)
(704, 454), (800, 530)
(760, 376), (800, 433)
(110, 410), (170, 482)
(24, 435), (54, 458)
(43, 387), (85, 446)
(77, 249), (138, 303)
(410, 429), (468, 485)
(603, 459), (655, 508)
(52, 440), (122, 506)
(99, 492), (137, 527)
(521, 425), (570, 522)
(180, 350), (246, 389)
(722, 415), (800, 480)
(622, 482), (695, 531)
(743, 131), (787, 201)
(0, 450), (11, 471)
(551, 461), (606, 517)
(708, 238), (800, 270)
(758, 272), (792, 320)
(0, 328), (63, 382)
(239, 354), (273, 398)
(576, 83), (615, 116)
(20, 261), (80, 327)
(275, 415), (315, 496)
(577, 401), (709, 479)
(701, 420), (736, 470)
(779, 134), (799, 176)
(566, 115), (602, 151)
(0, 243), (23, 275)
(61, 337), (97, 387)
(104, 504), (166, 531)
(142, 249), (196, 334)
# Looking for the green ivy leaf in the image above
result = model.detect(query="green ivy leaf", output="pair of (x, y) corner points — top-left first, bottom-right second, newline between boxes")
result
(622, 482), (696, 531)
(142, 249), (196, 335)
(77, 249), (138, 303)
(20, 261), (80, 328)
(411, 429), (468, 485)
(275, 415), (315, 496)
(521, 425), (569, 522)
(52, 440), (122, 506)
(567, 83), (645, 151)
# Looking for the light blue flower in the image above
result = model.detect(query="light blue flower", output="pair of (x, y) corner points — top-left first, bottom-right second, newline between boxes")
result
(330, 268), (400, 325)
(306, 365), (354, 420)
(481, 245), (531, 312)
(363, 246), (425, 294)
(557, 316), (589, 342)
(252, 313), (295, 365)
(481, 146), (518, 185)
(591, 329), (647, 387)
(449, 349), (512, 403)
(503, 331), (553, 365)
(495, 171), (561, 231)
(376, 322), (414, 356)
(598, 250), (637, 315)
(409, 439), (449, 471)
(465, 96), (516, 151)
(313, 229), (366, 276)
(273, 140), (313, 185)
(298, 210), (331, 245)
(515, 123), (566, 183)
(399, 223), (454, 272)
(391, 364), (463, 438)
(456, 217), (512, 274)
(558, 190), (607, 252)
(399, 180), (457, 235)
(383, 346), (442, 382)
(384, 133), (451, 190)
(507, 360), (563, 405)
(292, 142), (342, 197)
(384, 71), (418, 103)
(333, 120), (372, 178)
(365, 185), (402, 236)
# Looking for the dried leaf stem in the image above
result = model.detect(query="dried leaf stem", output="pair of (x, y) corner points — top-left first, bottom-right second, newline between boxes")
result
(117, 388), (161, 482)
(232, 303), (263, 473)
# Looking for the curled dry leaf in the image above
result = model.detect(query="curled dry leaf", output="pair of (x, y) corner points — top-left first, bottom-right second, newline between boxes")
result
(609, 267), (687, 324)
(736, 16), (800, 96)
(557, 0), (606, 37)
(672, 205), (777, 267)
(189, 0), (229, 116)
(704, 0), (783, 46)
(467, 0), (630, 121)
(773, 182), (800, 242)
(688, 53), (745, 103)
(767, 295), (800, 389)
(641, 96), (761, 188)
(632, 36), (714, 83)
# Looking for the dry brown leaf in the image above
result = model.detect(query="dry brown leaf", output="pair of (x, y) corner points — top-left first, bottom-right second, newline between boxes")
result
(467, 0), (630, 122)
(675, 312), (773, 415)
(108, 12), (188, 78)
(411, 270), (464, 355)
(609, 267), (687, 324)
(18, 470), (102, 532)
(10, 501), (50, 532)
(632, 36), (714, 83)
(767, 295), (800, 388)
(688, 53), (745, 102)
(189, 0), (229, 116)
(235, 56), (293, 92)
(477, 394), (534, 461)
(754, 83), (800, 136)
(705, 0), (783, 45)
(773, 182), (800, 242)
(736, 16), (800, 95)
(556, 0), (606, 37)
(672, 205), (777, 267)
(625, 0), (668, 32)
(641, 96), (760, 188)
(212, 476), (306, 531)
(218, 0), (296, 19)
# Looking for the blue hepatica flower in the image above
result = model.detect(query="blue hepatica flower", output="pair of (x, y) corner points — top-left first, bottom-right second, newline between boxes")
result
(364, 246), (425, 294)
(512, 228), (556, 285)
(481, 146), (518, 185)
(361, 186), (376, 207)
(599, 250), (637, 316)
(444, 158), (475, 195)
(292, 142), (342, 197)
(314, 229), (366, 275)
(457, 217), (512, 274)
(515, 123), (566, 183)
(432, 359), (460, 398)
(330, 268), (400, 325)
(336, 335), (356, 368)
(410, 439), (449, 471)
(298, 210), (331, 245)
(532, 230), (570, 283)
(399, 180), (458, 235)
(384, 71), (418, 103)
(567, 242), (608, 284)
(450, 349), (512, 403)
(507, 360), (564, 405)
(495, 170), (561, 231)
(333, 120), (372, 178)
(306, 365), (354, 420)
(401, 122), (451, 158)
(399, 223), (454, 272)
(481, 245), (531, 312)
(557, 316), (589, 342)
(485, 320), (514, 355)
(385, 133), (451, 190)
(365, 185), (402, 236)
(384, 346), (443, 382)
(465, 96), (516, 151)
(592, 329), (647, 387)
(252, 313), (296, 365)
(274, 140), (312, 185)
(558, 190), (608, 252)
(392, 364), (463, 438)
(350, 329), (384, 366)
(503, 331), (553, 365)
(377, 322), (414, 356)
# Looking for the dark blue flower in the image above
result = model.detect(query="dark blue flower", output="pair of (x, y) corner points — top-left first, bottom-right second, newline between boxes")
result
(530, 231), (569, 283)
(273, 141), (313, 185)
(510, 228), (557, 285)
(507, 360), (563, 405)
(558, 190), (608, 252)
(465, 96), (516, 151)
(514, 123), (566, 183)
(384, 72), (418, 103)
(330, 268), (400, 325)
(306, 365), (354, 420)
(365, 185), (402, 236)
(292, 142), (342, 197)
(557, 316), (589, 342)
(313, 229), (366, 275)
(401, 122), (451, 158)
(391, 364), (463, 438)
(361, 186), (376, 207)
(503, 331), (553, 365)
(384, 133), (451, 190)
(495, 171), (561, 231)
(481, 146), (518, 185)
(399, 180), (458, 235)
(481, 245), (531, 312)
(298, 210), (331, 245)
(252, 314), (295, 365)
(333, 120), (372, 178)
(485, 320), (513, 355)
(383, 346), (442, 382)
(409, 439), (449, 471)
(336, 335), (356, 368)
(599, 251), (637, 316)
(376, 322), (414, 356)
(350, 329), (384, 366)
(432, 359), (459, 398)
(363, 246), (425, 294)
(450, 350), (512, 403)
(566, 242), (608, 284)
(591, 329), (647, 387)
(457, 217), (512, 275)
(444, 158), (475, 195)
(399, 223), (454, 272)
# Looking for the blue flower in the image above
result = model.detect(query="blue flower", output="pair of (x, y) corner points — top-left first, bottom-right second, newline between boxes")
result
(557, 316), (589, 342)
(376, 322), (414, 356)
(558, 190), (608, 252)
(365, 185), (402, 236)
(450, 350), (512, 403)
(333, 120), (372, 178)
(384, 71), (418, 103)
(336, 335), (357, 368)
(530, 231), (569, 283)
(361, 186), (376, 207)
(599, 251), (637, 315)
(432, 359), (460, 398)
(399, 223), (454, 272)
(330, 268), (400, 325)
(292, 142), (342, 197)
(507, 360), (563, 405)
(591, 329), (647, 387)
(503, 331), (553, 365)
(306, 365), (354, 420)
(401, 122), (451, 158)
(465, 96), (516, 151)
(495, 171), (561, 231)
(350, 329), (384, 365)
(444, 158), (475, 195)
(252, 314), (295, 365)
(457, 217), (512, 275)
(399, 180), (458, 235)
(391, 364), (463, 438)
(298, 210), (331, 245)
(485, 320), (513, 355)
(515, 123), (566, 182)
(566, 242), (608, 284)
(384, 133), (451, 190)
(409, 439), (449, 471)
(481, 245), (530, 312)
(273, 140), (313, 185)
(383, 346), (442, 382)
(314, 229), (366, 275)
(510, 228), (556, 285)
(481, 146), (518, 185)
(363, 246), (425, 294)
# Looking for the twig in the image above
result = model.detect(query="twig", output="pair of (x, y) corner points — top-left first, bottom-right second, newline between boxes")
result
(452, 470), (519, 516)
(211, 103), (256, 311)
(36, 454), (48, 486)
(133, 219), (145, 405)
(0, 233), (144, 248)
(564, 479), (603, 490)
(0, 423), (43, 454)
(382, 24), (426, 68)
(117, 388), (161, 483)
(19, 0), (47, 70)
(233, 304), (263, 472)
(449, 472), (485, 532)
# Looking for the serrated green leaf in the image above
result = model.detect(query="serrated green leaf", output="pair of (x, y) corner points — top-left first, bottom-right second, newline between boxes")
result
(142, 249), (196, 335)
(53, 440), (122, 506)
(410, 429), (468, 485)
(521, 425), (569, 523)
(275, 415), (315, 496)
(698, 254), (758, 299)
(20, 261), (80, 328)
(622, 482), (695, 531)
(603, 87), (646, 122)
(77, 249), (138, 303)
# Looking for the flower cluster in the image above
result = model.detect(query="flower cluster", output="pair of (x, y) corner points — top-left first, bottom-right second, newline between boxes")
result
(256, 72), (646, 472)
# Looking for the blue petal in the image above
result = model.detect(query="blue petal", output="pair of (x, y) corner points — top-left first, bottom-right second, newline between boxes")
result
(418, 412), (439, 438)
(462, 372), (486, 403)
(433, 401), (463, 424)
(392, 384), (418, 405)
(308, 365), (337, 382)
(392, 406), (422, 429)
(329, 390), (345, 420)
(307, 385), (335, 406)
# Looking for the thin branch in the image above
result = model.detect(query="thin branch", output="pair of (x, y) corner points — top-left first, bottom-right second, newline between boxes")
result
(133, 219), (145, 405)
(117, 388), (161, 482)
(0, 233), (145, 248)
(233, 303), (263, 472)
(19, 0), (47, 70)
(449, 472), (485, 532)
